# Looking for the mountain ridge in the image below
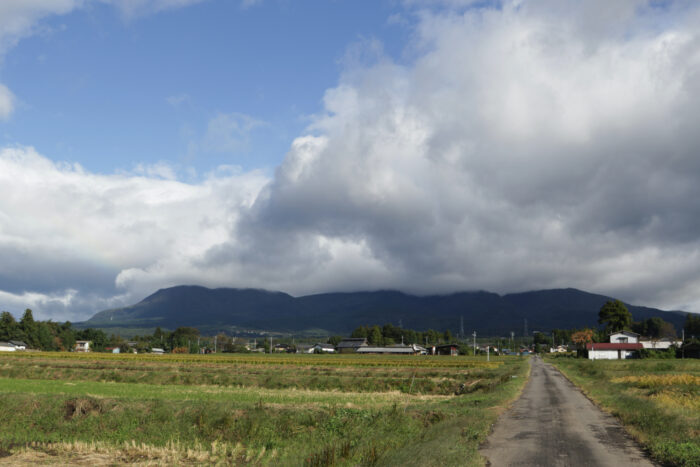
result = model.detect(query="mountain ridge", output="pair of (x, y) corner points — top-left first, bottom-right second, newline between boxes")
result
(79, 285), (688, 336)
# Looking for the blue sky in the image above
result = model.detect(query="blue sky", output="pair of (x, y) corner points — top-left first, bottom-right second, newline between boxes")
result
(1, 0), (411, 175)
(2, 0), (700, 322)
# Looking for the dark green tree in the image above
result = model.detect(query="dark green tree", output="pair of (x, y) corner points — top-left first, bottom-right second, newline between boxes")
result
(328, 335), (343, 346)
(350, 326), (369, 339)
(684, 313), (700, 338)
(76, 328), (108, 351)
(598, 300), (632, 333)
(443, 329), (453, 343)
(368, 325), (383, 345)
(0, 311), (19, 341)
(170, 327), (200, 349)
(20, 309), (38, 348)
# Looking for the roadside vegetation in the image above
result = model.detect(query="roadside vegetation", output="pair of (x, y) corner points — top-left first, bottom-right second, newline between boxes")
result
(549, 358), (700, 466)
(0, 352), (529, 465)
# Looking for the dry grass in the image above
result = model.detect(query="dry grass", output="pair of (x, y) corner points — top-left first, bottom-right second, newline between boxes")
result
(0, 439), (252, 466)
(611, 374), (700, 386)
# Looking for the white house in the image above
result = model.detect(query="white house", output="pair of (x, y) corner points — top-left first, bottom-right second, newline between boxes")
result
(356, 344), (427, 355)
(312, 343), (335, 353)
(75, 340), (91, 352)
(586, 342), (643, 359)
(9, 340), (27, 350)
(609, 331), (639, 344)
(0, 342), (16, 352)
(587, 331), (643, 360)
(639, 337), (681, 350)
(151, 347), (165, 354)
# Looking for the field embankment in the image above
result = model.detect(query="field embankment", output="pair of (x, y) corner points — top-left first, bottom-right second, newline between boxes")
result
(0, 352), (528, 466)
(549, 358), (700, 466)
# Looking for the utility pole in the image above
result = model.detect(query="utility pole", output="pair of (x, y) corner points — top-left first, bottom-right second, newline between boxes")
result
(510, 331), (514, 353)
(269, 336), (273, 354)
(214, 335), (217, 353)
(472, 331), (477, 356)
(460, 316), (465, 339)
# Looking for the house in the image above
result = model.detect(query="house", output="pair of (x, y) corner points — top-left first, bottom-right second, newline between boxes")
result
(0, 342), (16, 352)
(75, 340), (91, 352)
(356, 344), (427, 355)
(273, 343), (292, 353)
(639, 337), (681, 350)
(311, 343), (335, 353)
(586, 331), (644, 360)
(9, 340), (27, 350)
(150, 347), (165, 354)
(586, 342), (643, 360)
(434, 344), (459, 356)
(550, 345), (568, 353)
(609, 331), (639, 344)
(336, 338), (369, 354)
(295, 344), (314, 354)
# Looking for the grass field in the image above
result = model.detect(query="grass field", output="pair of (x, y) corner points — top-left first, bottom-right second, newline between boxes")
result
(0, 352), (529, 466)
(549, 358), (700, 466)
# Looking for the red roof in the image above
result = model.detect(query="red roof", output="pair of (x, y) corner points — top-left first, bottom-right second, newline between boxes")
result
(586, 343), (643, 350)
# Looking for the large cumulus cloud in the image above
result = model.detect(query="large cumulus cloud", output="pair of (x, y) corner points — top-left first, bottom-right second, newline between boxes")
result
(0, 146), (267, 320)
(210, 0), (700, 311)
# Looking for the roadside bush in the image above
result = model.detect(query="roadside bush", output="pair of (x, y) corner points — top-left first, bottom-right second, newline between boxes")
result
(639, 347), (676, 359)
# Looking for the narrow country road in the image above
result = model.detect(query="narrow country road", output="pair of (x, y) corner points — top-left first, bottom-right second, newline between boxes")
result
(480, 356), (656, 466)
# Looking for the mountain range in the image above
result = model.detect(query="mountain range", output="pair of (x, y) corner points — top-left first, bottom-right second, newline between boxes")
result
(79, 286), (688, 336)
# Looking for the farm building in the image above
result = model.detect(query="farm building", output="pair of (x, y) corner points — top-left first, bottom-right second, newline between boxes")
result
(586, 343), (643, 360)
(609, 331), (639, 344)
(9, 340), (27, 350)
(295, 344), (314, 354)
(0, 342), (16, 352)
(585, 331), (644, 359)
(312, 343), (335, 353)
(151, 348), (165, 354)
(273, 343), (293, 353)
(356, 344), (427, 355)
(639, 337), (681, 350)
(74, 340), (91, 352)
(434, 344), (459, 356)
(336, 338), (368, 353)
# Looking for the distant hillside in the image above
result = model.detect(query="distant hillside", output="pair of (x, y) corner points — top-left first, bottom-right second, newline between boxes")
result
(79, 286), (688, 336)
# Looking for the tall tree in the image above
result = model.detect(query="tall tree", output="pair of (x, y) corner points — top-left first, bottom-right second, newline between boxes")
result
(598, 300), (632, 333)
(684, 313), (700, 338)
(0, 311), (18, 341)
(368, 325), (383, 345)
(20, 309), (38, 347)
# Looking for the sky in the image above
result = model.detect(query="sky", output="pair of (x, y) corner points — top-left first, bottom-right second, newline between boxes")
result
(1, 0), (700, 322)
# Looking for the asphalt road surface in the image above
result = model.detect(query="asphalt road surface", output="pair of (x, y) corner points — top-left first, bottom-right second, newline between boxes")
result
(480, 356), (656, 466)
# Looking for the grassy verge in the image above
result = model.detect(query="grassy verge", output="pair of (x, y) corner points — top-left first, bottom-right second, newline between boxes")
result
(549, 358), (700, 466)
(0, 353), (529, 465)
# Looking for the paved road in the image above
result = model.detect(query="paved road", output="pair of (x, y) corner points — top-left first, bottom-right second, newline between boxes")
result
(480, 357), (656, 466)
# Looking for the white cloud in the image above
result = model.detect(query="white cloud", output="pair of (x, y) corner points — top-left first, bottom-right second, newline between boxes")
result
(4, 0), (700, 321)
(198, 0), (700, 312)
(0, 145), (268, 320)
(0, 84), (14, 120)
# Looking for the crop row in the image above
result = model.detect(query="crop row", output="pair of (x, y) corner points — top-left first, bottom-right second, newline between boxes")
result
(1, 351), (504, 369)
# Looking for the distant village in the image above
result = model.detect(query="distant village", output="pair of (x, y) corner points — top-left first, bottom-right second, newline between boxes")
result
(2, 301), (699, 359)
